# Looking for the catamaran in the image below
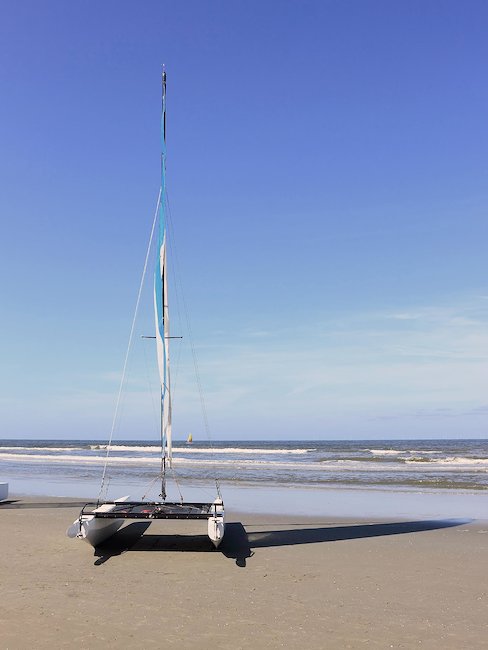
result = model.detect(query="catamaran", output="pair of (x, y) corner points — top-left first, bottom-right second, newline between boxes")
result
(67, 71), (225, 549)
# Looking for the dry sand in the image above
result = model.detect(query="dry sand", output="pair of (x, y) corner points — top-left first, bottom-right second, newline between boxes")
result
(0, 496), (487, 649)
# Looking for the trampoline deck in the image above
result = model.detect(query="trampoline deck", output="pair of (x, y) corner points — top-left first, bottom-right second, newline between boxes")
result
(82, 501), (220, 520)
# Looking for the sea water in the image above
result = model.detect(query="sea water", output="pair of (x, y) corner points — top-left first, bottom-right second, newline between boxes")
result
(1, 439), (487, 518)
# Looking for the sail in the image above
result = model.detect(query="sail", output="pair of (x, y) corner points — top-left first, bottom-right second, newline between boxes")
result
(154, 69), (172, 465)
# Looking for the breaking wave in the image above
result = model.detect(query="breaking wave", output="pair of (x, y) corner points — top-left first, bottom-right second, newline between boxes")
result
(1, 439), (487, 492)
(89, 445), (313, 455)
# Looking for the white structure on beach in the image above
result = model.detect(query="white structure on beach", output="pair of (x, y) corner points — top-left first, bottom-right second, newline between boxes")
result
(0, 483), (8, 501)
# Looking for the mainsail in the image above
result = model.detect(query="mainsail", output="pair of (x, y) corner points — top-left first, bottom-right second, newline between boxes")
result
(154, 69), (172, 489)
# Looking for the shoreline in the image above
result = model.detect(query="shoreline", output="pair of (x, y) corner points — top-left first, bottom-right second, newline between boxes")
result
(1, 495), (487, 648)
(4, 492), (482, 523)
(5, 478), (488, 521)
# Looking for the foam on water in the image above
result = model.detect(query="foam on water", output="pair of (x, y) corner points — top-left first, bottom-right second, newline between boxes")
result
(89, 444), (313, 455)
(368, 449), (402, 455)
(1, 439), (487, 494)
(406, 456), (488, 466)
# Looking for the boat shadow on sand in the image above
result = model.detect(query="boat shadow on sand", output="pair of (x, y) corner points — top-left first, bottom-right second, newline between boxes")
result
(93, 518), (471, 567)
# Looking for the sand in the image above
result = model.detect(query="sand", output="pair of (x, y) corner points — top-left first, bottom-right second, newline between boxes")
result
(0, 496), (487, 649)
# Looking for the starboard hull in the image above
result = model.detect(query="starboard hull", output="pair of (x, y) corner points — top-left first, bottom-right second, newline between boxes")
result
(207, 498), (225, 548)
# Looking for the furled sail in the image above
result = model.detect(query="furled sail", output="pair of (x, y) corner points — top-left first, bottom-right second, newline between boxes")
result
(154, 69), (172, 467)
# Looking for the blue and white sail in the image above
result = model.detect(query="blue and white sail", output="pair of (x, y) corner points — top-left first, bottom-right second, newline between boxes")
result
(154, 69), (172, 467)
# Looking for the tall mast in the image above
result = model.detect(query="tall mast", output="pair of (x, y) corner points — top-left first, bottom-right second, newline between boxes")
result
(155, 68), (172, 499)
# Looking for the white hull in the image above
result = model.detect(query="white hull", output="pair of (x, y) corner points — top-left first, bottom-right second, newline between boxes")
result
(0, 482), (8, 501)
(66, 497), (129, 547)
(207, 498), (225, 548)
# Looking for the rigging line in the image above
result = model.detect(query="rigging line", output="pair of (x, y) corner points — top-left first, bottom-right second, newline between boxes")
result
(141, 471), (164, 501)
(142, 338), (160, 433)
(169, 462), (184, 503)
(165, 191), (208, 435)
(165, 192), (210, 438)
(165, 194), (184, 397)
(98, 189), (162, 504)
(165, 191), (221, 497)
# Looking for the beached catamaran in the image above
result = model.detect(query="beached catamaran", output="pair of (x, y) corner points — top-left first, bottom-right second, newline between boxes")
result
(67, 71), (224, 549)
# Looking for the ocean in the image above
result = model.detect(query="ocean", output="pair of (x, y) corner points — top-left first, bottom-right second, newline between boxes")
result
(1, 439), (487, 516)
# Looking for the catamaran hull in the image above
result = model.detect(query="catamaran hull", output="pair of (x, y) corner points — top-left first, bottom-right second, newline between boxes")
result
(208, 498), (225, 548)
(66, 497), (129, 547)
(67, 515), (125, 547)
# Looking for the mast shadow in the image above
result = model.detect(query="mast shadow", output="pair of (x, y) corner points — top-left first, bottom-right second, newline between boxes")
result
(220, 518), (471, 566)
(92, 518), (471, 567)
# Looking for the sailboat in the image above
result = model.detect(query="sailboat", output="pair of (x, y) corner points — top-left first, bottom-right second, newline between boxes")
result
(187, 433), (193, 444)
(67, 71), (225, 549)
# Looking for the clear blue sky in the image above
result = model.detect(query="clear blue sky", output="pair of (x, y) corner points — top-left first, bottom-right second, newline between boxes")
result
(1, 1), (487, 440)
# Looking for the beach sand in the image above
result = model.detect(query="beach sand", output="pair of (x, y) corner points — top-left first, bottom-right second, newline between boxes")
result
(0, 496), (486, 649)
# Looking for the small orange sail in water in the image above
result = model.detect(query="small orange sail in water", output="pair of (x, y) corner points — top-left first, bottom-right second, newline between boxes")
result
(186, 433), (193, 444)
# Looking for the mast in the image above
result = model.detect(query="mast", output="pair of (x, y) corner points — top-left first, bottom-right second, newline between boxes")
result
(154, 68), (172, 499)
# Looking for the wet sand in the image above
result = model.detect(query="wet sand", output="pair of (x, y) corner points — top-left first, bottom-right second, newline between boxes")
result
(0, 496), (486, 649)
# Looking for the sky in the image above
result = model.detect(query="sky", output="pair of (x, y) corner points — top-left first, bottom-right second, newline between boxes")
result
(0, 1), (487, 440)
